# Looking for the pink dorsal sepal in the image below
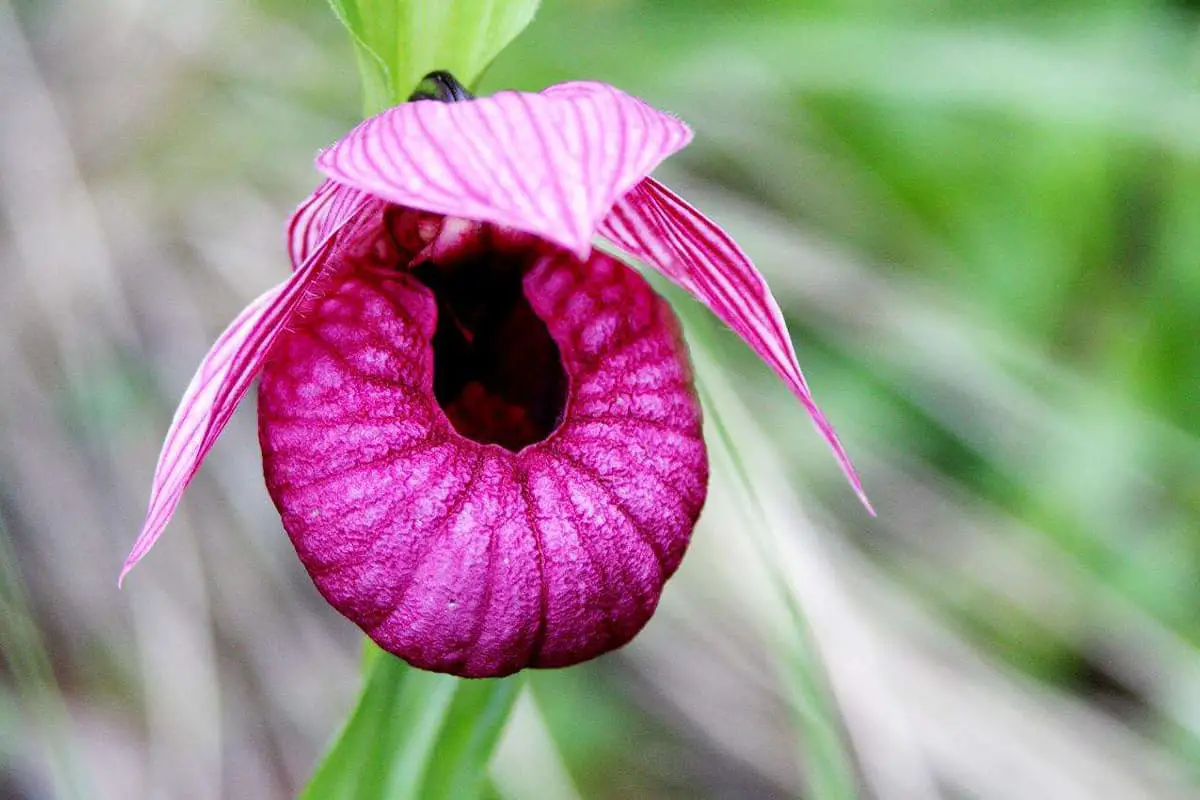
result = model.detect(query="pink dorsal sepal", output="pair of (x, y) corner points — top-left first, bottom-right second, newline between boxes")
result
(315, 83), (692, 259)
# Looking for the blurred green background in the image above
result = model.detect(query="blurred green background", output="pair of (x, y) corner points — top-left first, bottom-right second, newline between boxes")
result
(2, 0), (1199, 797)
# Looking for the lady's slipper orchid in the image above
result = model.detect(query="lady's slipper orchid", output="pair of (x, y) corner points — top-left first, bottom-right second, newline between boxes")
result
(122, 75), (870, 678)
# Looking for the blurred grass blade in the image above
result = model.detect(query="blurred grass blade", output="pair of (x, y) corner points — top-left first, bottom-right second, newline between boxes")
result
(0, 513), (89, 800)
(638, 274), (862, 799)
(301, 645), (524, 800)
(700, 378), (861, 800)
(326, 0), (540, 114)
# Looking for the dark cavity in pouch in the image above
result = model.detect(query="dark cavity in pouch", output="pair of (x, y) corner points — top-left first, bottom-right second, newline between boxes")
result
(414, 251), (567, 452)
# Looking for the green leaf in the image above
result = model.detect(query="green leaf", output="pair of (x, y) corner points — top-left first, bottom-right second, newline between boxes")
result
(326, 0), (541, 114)
(301, 645), (524, 800)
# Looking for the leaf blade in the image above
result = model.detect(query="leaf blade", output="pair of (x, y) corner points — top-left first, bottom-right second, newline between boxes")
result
(328, 0), (541, 113)
(301, 647), (523, 800)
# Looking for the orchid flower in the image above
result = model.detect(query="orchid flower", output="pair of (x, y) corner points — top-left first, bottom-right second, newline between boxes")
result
(121, 73), (870, 678)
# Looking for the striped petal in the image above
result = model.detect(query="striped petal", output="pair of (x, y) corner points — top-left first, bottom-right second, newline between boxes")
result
(316, 81), (692, 259)
(120, 191), (373, 584)
(599, 177), (874, 512)
(287, 179), (373, 270)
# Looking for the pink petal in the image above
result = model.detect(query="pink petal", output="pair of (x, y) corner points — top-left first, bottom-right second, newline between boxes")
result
(315, 81), (693, 259)
(287, 179), (372, 270)
(119, 189), (373, 585)
(599, 177), (874, 513)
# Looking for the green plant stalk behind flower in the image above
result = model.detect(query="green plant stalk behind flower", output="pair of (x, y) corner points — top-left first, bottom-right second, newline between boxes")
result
(302, 642), (523, 799)
(307, 2), (540, 795)
(326, 0), (541, 113)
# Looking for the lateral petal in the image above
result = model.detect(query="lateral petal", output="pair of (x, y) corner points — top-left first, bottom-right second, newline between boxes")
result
(120, 192), (373, 584)
(315, 81), (692, 259)
(287, 179), (373, 270)
(599, 177), (874, 512)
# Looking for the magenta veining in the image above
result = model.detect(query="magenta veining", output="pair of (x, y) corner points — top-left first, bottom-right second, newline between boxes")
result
(121, 75), (870, 678)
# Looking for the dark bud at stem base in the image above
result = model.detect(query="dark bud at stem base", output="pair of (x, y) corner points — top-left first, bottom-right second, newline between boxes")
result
(410, 71), (475, 103)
